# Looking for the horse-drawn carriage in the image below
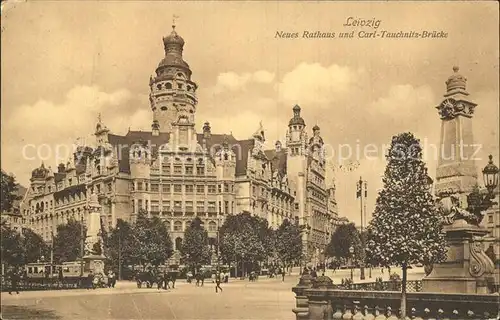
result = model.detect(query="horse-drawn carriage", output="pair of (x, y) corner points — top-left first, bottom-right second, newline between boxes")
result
(134, 265), (179, 289)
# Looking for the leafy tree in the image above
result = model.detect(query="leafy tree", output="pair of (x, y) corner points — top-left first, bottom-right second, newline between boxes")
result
(180, 217), (211, 269)
(0, 171), (21, 213)
(0, 224), (25, 266)
(132, 210), (173, 267)
(219, 212), (267, 270)
(107, 219), (138, 272)
(22, 228), (50, 263)
(53, 219), (87, 263)
(275, 219), (303, 267)
(326, 223), (363, 263)
(366, 132), (446, 318)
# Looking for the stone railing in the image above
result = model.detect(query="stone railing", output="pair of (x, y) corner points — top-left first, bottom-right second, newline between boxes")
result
(332, 280), (422, 292)
(292, 275), (499, 320)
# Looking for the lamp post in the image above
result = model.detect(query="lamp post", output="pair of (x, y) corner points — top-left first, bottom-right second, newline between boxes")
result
(483, 155), (499, 196)
(116, 226), (122, 281)
(349, 246), (354, 282)
(356, 177), (367, 280)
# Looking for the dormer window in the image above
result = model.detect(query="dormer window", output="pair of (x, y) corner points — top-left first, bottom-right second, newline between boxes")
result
(177, 83), (183, 89)
(157, 84), (162, 90)
(165, 82), (172, 89)
(161, 106), (167, 111)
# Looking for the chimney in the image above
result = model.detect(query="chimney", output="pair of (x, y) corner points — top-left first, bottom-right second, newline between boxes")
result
(275, 140), (282, 152)
(152, 120), (160, 136)
(58, 163), (66, 173)
(203, 121), (211, 139)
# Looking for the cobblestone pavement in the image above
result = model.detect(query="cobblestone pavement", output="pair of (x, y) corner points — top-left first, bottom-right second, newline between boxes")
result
(1, 276), (298, 320)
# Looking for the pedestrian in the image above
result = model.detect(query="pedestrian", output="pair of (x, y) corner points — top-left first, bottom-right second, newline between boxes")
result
(87, 271), (95, 290)
(8, 268), (20, 295)
(311, 267), (317, 279)
(215, 271), (223, 293)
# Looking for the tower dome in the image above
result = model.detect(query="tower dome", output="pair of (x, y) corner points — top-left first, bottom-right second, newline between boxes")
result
(445, 66), (467, 93)
(158, 25), (190, 71)
(289, 104), (306, 126)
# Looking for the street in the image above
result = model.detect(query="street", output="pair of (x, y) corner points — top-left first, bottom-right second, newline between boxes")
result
(1, 267), (424, 320)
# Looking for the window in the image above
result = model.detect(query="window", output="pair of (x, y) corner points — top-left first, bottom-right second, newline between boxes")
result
(151, 184), (159, 192)
(208, 201), (216, 212)
(208, 221), (217, 232)
(48, 186), (52, 193)
(196, 201), (204, 212)
(196, 166), (205, 175)
(224, 183), (229, 193)
(185, 201), (193, 212)
(165, 82), (172, 90)
(174, 166), (182, 174)
(96, 184), (101, 194)
(208, 185), (216, 194)
(174, 185), (182, 193)
(488, 214), (494, 223)
(224, 201), (229, 214)
(218, 184), (222, 193)
(68, 178), (72, 186)
(218, 201), (222, 214)
(162, 184), (171, 193)
(174, 221), (182, 232)
(162, 164), (170, 174)
(137, 199), (143, 211)
(185, 166), (193, 175)
(185, 185), (194, 193)
(174, 201), (182, 211)
(196, 185), (205, 194)
(151, 201), (159, 212)
(162, 202), (170, 212)
(137, 182), (143, 191)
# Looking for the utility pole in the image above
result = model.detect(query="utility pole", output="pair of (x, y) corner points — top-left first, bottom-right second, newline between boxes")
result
(118, 228), (122, 281)
(50, 231), (54, 277)
(357, 176), (366, 280)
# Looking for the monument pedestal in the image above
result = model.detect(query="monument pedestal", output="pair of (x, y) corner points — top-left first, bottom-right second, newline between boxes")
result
(422, 219), (495, 294)
(83, 254), (106, 276)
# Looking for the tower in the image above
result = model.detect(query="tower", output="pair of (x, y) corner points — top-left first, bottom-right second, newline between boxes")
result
(94, 113), (110, 146)
(150, 24), (198, 134)
(434, 66), (478, 199)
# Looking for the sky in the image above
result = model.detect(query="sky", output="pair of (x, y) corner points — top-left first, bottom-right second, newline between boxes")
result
(1, 1), (499, 226)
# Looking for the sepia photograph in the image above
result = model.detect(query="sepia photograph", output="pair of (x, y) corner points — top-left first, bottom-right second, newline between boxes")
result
(1, 1), (499, 319)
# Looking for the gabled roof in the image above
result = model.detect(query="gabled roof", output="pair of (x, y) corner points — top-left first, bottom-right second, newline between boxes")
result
(264, 149), (287, 176)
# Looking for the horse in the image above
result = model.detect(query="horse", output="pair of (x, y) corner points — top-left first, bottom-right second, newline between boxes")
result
(135, 270), (156, 288)
(157, 272), (177, 290)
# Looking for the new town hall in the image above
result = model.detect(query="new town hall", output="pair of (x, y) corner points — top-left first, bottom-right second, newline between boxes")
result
(21, 26), (339, 263)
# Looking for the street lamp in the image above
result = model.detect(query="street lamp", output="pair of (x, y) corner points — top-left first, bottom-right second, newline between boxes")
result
(349, 246), (354, 282)
(483, 155), (499, 195)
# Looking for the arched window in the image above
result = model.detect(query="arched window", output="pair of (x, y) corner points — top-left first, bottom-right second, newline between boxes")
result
(175, 237), (183, 251)
(208, 221), (217, 232)
(165, 82), (172, 89)
(174, 221), (182, 232)
(224, 153), (229, 161)
(157, 84), (162, 90)
(164, 220), (171, 231)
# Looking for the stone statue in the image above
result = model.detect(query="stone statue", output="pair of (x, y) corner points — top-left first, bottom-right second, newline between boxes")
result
(442, 195), (477, 225)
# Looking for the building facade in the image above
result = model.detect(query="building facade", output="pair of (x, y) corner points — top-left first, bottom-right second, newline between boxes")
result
(21, 25), (338, 261)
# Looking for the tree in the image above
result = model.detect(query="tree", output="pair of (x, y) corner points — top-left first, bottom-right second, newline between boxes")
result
(53, 219), (87, 263)
(275, 219), (303, 267)
(219, 212), (267, 271)
(1, 224), (25, 266)
(132, 210), (173, 267)
(0, 171), (21, 213)
(326, 223), (363, 263)
(366, 132), (446, 318)
(180, 217), (211, 270)
(22, 228), (50, 263)
(107, 219), (138, 272)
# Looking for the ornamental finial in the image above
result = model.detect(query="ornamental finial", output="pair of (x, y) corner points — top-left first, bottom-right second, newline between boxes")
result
(172, 14), (179, 30)
(453, 66), (459, 73)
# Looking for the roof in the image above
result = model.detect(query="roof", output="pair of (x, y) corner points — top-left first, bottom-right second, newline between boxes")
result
(108, 131), (244, 174)
(264, 149), (287, 176)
